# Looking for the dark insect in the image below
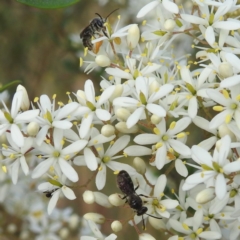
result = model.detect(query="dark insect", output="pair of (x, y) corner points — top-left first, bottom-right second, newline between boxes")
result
(80, 8), (118, 51)
(43, 189), (58, 198)
(117, 170), (161, 229)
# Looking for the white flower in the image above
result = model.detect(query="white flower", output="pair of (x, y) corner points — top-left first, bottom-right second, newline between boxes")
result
(134, 117), (191, 172)
(183, 135), (240, 199)
(32, 128), (87, 182)
(38, 176), (76, 215)
(35, 94), (79, 145)
(0, 91), (39, 147)
(2, 133), (33, 184)
(113, 77), (173, 128)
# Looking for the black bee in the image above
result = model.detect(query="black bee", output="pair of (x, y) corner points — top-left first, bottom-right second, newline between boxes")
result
(117, 170), (161, 229)
(80, 8), (118, 50)
(43, 189), (58, 198)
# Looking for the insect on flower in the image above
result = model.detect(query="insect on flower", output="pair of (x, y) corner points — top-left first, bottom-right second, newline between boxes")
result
(80, 8), (118, 51)
(43, 189), (58, 198)
(116, 170), (161, 230)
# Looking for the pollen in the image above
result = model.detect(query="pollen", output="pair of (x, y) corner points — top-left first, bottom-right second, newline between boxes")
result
(213, 106), (223, 111)
(142, 20), (147, 26)
(169, 121), (176, 129)
(113, 170), (120, 175)
(123, 152), (128, 157)
(196, 228), (203, 235)
(155, 142), (163, 149)
(93, 140), (98, 144)
(124, 69), (130, 73)
(153, 127), (160, 135)
(222, 89), (229, 98)
(45, 139), (50, 144)
(34, 97), (39, 102)
(2, 144), (8, 149)
(52, 94), (56, 99)
(2, 166), (7, 173)
(182, 223), (189, 230)
(109, 75), (114, 81)
(177, 132), (186, 138)
(201, 172), (204, 178)
(64, 155), (70, 160)
(84, 47), (88, 56)
(96, 147), (102, 152)
(58, 102), (64, 107)
(225, 114), (231, 124)
(98, 166), (103, 171)
(79, 58), (83, 67)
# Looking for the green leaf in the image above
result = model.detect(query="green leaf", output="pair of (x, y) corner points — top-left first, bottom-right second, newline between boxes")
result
(16, 0), (79, 9)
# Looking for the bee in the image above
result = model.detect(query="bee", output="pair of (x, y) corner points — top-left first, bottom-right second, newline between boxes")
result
(43, 188), (58, 198)
(116, 170), (161, 229)
(80, 8), (118, 51)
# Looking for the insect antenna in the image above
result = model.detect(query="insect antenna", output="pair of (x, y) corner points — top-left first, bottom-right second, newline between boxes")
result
(105, 8), (119, 20)
(95, 13), (103, 20)
(145, 213), (162, 219)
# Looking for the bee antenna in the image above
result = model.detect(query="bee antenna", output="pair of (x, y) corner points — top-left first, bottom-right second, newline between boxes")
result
(146, 213), (162, 220)
(95, 13), (103, 20)
(105, 8), (119, 20)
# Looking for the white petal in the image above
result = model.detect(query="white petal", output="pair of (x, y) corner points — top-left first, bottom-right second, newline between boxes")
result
(85, 80), (95, 104)
(215, 173), (226, 199)
(161, 199), (179, 209)
(32, 158), (54, 179)
(40, 95), (51, 112)
(95, 109), (111, 121)
(59, 158), (79, 182)
(134, 134), (159, 145)
(98, 85), (115, 105)
(124, 145), (152, 156)
(84, 148), (98, 171)
(168, 117), (191, 135)
(96, 164), (106, 190)
(80, 112), (93, 138)
(223, 160), (240, 173)
(62, 140), (88, 155)
(126, 107), (144, 128)
(136, 1), (159, 18)
(11, 124), (24, 147)
(162, 0), (179, 13)
(48, 190), (61, 214)
(105, 67), (133, 79)
(113, 97), (138, 107)
(55, 102), (79, 120)
(154, 174), (167, 196)
(11, 91), (22, 118)
(191, 145), (213, 165)
(213, 20), (240, 30)
(175, 159), (188, 177)
(146, 103), (166, 117)
(168, 139), (191, 156)
(52, 120), (73, 129)
(11, 160), (20, 184)
(155, 144), (167, 170)
(188, 97), (198, 119)
(181, 14), (207, 25)
(62, 186), (76, 200)
(209, 110), (228, 129)
(199, 231), (222, 239)
(220, 75), (240, 88)
(107, 135), (130, 156)
(15, 109), (39, 122)
(53, 128), (63, 151)
(205, 26), (215, 46)
(185, 171), (215, 185)
(20, 156), (29, 175)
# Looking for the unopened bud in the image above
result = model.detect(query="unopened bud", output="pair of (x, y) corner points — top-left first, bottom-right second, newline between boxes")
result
(108, 193), (125, 206)
(83, 213), (105, 224)
(109, 85), (123, 102)
(133, 157), (146, 174)
(27, 122), (40, 137)
(218, 124), (235, 141)
(95, 55), (111, 67)
(149, 217), (165, 230)
(115, 122), (139, 133)
(139, 233), (156, 240)
(151, 115), (161, 125)
(7, 223), (17, 233)
(17, 85), (30, 111)
(127, 24), (140, 50)
(115, 108), (131, 121)
(68, 214), (79, 229)
(83, 190), (95, 204)
(101, 124), (115, 137)
(111, 220), (122, 232)
(149, 80), (160, 95)
(93, 192), (113, 208)
(218, 62), (233, 79)
(196, 188), (215, 204)
(59, 228), (69, 239)
(164, 19), (176, 31)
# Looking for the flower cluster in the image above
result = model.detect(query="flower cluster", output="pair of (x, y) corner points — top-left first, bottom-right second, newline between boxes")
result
(2, 0), (240, 239)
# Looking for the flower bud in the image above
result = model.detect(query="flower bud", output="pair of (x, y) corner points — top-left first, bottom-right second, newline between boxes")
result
(95, 55), (111, 67)
(7, 223), (17, 233)
(133, 157), (146, 174)
(93, 192), (113, 208)
(17, 85), (30, 111)
(83, 190), (95, 204)
(151, 115), (161, 125)
(111, 220), (122, 232)
(115, 122), (139, 133)
(164, 19), (176, 31)
(108, 193), (125, 206)
(83, 213), (105, 224)
(27, 122), (40, 137)
(109, 84), (123, 102)
(68, 214), (79, 229)
(196, 188), (215, 204)
(127, 24), (140, 50)
(139, 233), (156, 240)
(149, 80), (160, 96)
(59, 228), (69, 239)
(101, 124), (115, 137)
(218, 124), (235, 141)
(115, 108), (131, 121)
(218, 62), (233, 79)
(148, 217), (166, 230)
